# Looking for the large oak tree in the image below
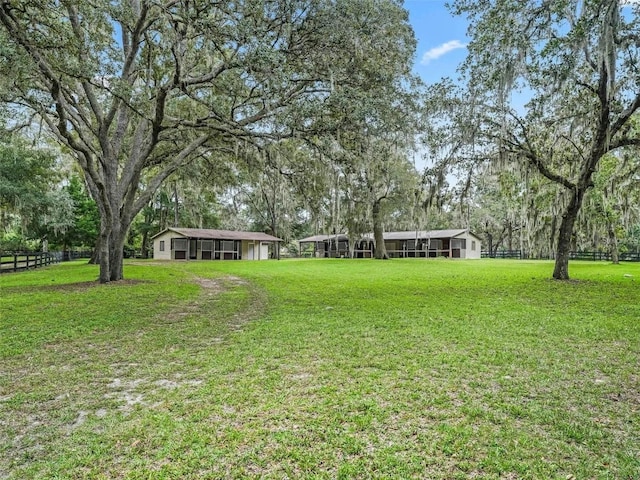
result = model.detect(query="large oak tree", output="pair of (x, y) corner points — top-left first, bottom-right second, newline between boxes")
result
(451, 0), (640, 279)
(0, 0), (415, 281)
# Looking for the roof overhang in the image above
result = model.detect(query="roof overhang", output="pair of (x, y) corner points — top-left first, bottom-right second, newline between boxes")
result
(152, 227), (282, 242)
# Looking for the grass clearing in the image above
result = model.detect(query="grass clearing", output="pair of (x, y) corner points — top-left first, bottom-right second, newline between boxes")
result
(1, 259), (639, 478)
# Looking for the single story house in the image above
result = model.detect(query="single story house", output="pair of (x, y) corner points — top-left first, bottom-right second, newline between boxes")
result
(152, 228), (282, 261)
(299, 229), (482, 259)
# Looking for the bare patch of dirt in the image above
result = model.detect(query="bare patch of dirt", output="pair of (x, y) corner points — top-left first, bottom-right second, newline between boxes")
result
(1, 273), (264, 472)
(160, 275), (263, 327)
(192, 277), (227, 293)
(3, 279), (146, 295)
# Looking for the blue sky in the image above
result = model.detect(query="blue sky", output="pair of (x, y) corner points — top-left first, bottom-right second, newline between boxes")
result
(404, 0), (469, 85)
(405, 0), (640, 85)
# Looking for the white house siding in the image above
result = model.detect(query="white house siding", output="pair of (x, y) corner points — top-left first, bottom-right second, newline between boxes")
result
(153, 231), (182, 260)
(241, 240), (261, 260)
(461, 233), (482, 259)
(241, 240), (251, 260)
(239, 240), (270, 260)
(152, 228), (282, 261)
(299, 230), (482, 260)
(240, 240), (261, 260)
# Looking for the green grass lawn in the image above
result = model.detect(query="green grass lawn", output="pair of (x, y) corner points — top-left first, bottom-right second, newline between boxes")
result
(1, 258), (639, 479)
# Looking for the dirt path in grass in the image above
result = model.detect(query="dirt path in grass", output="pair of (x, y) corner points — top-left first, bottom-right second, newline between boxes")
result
(0, 274), (265, 478)
(168, 274), (266, 329)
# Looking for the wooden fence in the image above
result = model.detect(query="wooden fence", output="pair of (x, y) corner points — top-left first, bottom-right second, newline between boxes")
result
(482, 250), (524, 259)
(570, 251), (640, 262)
(482, 250), (640, 262)
(0, 252), (63, 274)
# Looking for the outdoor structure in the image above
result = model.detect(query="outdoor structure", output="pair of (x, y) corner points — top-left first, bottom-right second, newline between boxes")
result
(299, 229), (482, 259)
(296, 234), (366, 258)
(152, 228), (282, 261)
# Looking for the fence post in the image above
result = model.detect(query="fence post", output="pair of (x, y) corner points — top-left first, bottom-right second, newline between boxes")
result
(13, 254), (17, 272)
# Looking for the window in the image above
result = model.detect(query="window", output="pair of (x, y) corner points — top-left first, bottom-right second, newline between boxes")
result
(159, 240), (165, 252)
(472, 240), (476, 251)
(222, 240), (235, 251)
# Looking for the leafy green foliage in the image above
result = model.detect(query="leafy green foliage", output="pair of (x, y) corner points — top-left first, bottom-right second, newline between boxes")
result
(0, 137), (74, 250)
(0, 0), (422, 281)
(446, 0), (640, 278)
(0, 139), (55, 219)
(47, 175), (100, 250)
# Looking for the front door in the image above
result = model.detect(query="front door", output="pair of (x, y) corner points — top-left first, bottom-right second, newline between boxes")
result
(248, 243), (254, 260)
(189, 239), (197, 259)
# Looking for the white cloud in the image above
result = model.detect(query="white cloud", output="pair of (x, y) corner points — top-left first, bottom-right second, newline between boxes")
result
(420, 40), (467, 65)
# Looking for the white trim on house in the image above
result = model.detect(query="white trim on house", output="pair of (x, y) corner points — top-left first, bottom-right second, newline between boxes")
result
(152, 228), (282, 261)
(299, 229), (482, 259)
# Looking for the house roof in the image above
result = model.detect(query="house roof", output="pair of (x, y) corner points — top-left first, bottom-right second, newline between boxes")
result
(383, 229), (470, 240)
(152, 227), (282, 242)
(298, 234), (351, 243)
(299, 229), (480, 243)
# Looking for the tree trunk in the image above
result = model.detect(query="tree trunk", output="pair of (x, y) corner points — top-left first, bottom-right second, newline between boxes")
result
(608, 223), (619, 264)
(110, 245), (125, 281)
(141, 230), (149, 259)
(89, 234), (101, 265)
(173, 182), (179, 227)
(553, 192), (582, 280)
(91, 205), (135, 282)
(485, 232), (493, 257)
(109, 225), (124, 282)
(97, 223), (111, 283)
(372, 200), (389, 260)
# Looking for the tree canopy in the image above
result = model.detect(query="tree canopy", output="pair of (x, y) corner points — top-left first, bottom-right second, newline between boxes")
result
(448, 0), (640, 278)
(0, 0), (418, 281)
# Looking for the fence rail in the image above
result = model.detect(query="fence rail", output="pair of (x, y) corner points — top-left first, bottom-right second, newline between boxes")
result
(482, 250), (640, 262)
(482, 250), (524, 259)
(0, 251), (63, 274)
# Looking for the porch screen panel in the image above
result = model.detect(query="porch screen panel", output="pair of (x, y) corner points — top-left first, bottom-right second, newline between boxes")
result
(173, 238), (187, 260)
(173, 238), (187, 250)
(451, 239), (467, 249)
(201, 240), (213, 259)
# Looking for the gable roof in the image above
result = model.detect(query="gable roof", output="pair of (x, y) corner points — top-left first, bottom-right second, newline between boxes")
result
(383, 229), (470, 240)
(299, 229), (480, 243)
(152, 227), (282, 242)
(298, 234), (351, 243)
